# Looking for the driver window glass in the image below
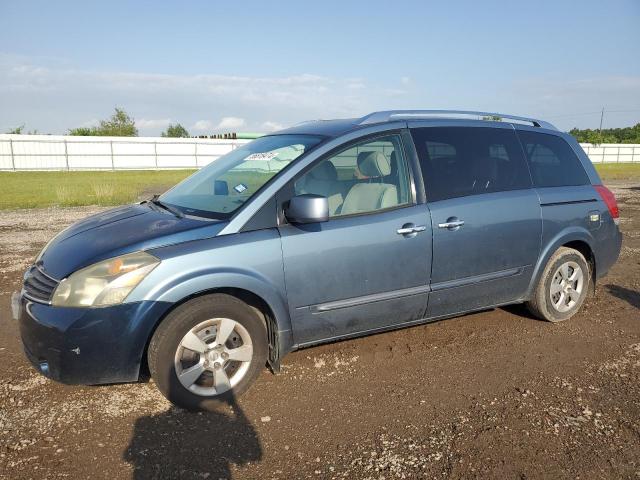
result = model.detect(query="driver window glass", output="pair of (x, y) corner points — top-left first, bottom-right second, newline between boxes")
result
(294, 135), (411, 217)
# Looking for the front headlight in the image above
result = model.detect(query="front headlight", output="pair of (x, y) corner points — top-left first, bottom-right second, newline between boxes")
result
(51, 251), (160, 307)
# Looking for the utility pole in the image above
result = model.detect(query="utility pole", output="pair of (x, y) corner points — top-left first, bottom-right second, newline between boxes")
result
(598, 107), (605, 144)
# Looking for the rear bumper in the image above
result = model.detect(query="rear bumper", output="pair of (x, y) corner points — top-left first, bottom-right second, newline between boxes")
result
(17, 292), (173, 385)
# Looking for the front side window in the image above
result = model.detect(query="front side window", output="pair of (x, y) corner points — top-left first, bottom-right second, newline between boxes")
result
(411, 127), (531, 202)
(161, 134), (323, 218)
(516, 131), (589, 188)
(294, 134), (411, 217)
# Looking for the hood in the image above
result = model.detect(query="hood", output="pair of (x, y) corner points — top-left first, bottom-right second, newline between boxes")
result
(39, 204), (228, 279)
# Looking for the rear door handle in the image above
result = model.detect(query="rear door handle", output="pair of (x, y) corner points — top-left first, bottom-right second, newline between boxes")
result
(438, 219), (465, 229)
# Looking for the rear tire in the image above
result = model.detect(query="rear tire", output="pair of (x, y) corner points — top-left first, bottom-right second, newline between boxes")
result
(526, 247), (590, 323)
(148, 294), (267, 411)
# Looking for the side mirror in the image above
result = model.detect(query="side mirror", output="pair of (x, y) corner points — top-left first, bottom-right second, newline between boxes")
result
(285, 194), (329, 224)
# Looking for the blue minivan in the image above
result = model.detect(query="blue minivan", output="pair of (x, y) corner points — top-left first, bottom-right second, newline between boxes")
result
(16, 111), (622, 410)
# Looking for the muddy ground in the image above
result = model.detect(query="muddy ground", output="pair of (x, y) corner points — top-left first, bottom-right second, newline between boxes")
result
(0, 183), (638, 480)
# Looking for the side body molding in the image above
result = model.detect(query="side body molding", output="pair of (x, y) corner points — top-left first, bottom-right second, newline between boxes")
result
(127, 229), (295, 355)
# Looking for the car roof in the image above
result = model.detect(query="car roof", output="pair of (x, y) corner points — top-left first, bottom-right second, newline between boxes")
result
(274, 118), (362, 138)
(272, 110), (558, 138)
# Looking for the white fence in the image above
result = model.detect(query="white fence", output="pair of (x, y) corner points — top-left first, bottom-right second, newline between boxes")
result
(0, 135), (638, 171)
(0, 134), (250, 171)
(579, 143), (640, 163)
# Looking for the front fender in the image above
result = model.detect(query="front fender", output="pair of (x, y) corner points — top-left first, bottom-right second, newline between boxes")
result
(526, 227), (595, 298)
(130, 265), (294, 353)
(127, 228), (294, 355)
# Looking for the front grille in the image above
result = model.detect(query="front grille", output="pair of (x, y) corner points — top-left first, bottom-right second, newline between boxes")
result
(23, 265), (59, 304)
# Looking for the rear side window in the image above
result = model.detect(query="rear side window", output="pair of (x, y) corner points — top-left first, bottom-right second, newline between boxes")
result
(516, 131), (589, 188)
(411, 127), (531, 201)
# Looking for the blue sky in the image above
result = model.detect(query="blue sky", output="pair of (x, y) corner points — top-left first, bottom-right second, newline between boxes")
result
(1, 0), (639, 135)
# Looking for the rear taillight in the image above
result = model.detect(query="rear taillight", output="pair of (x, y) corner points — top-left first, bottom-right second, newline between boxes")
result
(594, 185), (619, 224)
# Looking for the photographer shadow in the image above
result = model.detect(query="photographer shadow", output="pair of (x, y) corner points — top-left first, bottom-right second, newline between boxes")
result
(124, 377), (261, 479)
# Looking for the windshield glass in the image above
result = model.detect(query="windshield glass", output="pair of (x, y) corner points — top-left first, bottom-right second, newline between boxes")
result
(160, 134), (323, 218)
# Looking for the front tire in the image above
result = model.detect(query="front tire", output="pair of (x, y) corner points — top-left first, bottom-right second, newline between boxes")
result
(526, 247), (590, 323)
(148, 294), (268, 411)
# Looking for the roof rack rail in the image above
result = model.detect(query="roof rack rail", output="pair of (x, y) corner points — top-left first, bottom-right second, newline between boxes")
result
(358, 110), (557, 130)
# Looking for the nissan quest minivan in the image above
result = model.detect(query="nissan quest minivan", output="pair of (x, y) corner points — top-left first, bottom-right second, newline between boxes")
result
(15, 110), (622, 410)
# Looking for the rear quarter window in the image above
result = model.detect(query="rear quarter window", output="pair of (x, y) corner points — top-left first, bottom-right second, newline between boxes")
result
(516, 131), (590, 188)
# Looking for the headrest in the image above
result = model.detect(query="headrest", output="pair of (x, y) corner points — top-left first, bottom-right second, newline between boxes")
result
(357, 151), (391, 178)
(309, 161), (338, 181)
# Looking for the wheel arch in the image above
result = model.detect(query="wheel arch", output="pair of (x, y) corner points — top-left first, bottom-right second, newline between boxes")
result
(526, 228), (597, 299)
(138, 274), (294, 379)
(563, 239), (596, 291)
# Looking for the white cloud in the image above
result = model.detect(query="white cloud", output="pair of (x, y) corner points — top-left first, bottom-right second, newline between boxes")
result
(382, 88), (408, 97)
(137, 118), (172, 130)
(261, 120), (285, 132)
(0, 54), (398, 134)
(346, 81), (366, 90)
(216, 116), (245, 130)
(2, 53), (637, 134)
(191, 120), (214, 131)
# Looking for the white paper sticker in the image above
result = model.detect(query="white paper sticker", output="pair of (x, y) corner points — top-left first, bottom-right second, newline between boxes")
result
(234, 183), (248, 193)
(245, 151), (279, 161)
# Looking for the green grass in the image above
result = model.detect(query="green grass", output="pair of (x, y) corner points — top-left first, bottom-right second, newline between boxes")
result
(1, 164), (638, 210)
(0, 170), (195, 210)
(594, 163), (640, 181)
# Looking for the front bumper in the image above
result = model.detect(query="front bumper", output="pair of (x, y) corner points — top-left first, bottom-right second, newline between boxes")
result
(16, 292), (173, 385)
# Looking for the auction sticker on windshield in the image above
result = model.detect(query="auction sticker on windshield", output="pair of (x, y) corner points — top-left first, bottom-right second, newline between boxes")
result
(234, 183), (248, 193)
(245, 152), (279, 161)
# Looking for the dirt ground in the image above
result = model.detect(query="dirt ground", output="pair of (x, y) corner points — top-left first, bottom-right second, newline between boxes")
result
(0, 183), (638, 480)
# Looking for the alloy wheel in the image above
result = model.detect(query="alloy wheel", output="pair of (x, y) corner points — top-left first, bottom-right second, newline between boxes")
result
(173, 318), (253, 396)
(549, 261), (584, 313)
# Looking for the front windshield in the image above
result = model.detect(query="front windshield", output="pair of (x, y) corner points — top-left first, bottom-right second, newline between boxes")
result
(160, 134), (323, 218)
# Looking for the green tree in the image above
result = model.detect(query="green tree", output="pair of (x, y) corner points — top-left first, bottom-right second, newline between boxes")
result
(67, 127), (95, 136)
(161, 123), (190, 138)
(98, 107), (138, 136)
(69, 108), (138, 136)
(570, 123), (640, 144)
(6, 124), (41, 134)
(7, 124), (25, 134)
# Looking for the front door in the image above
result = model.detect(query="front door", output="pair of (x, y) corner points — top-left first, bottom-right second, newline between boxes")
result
(278, 134), (432, 345)
(410, 124), (542, 318)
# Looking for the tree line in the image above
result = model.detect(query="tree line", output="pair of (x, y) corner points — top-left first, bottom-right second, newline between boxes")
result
(6, 108), (640, 144)
(6, 108), (190, 138)
(569, 123), (640, 144)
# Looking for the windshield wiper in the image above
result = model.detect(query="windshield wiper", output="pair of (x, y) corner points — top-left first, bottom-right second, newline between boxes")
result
(147, 195), (184, 218)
